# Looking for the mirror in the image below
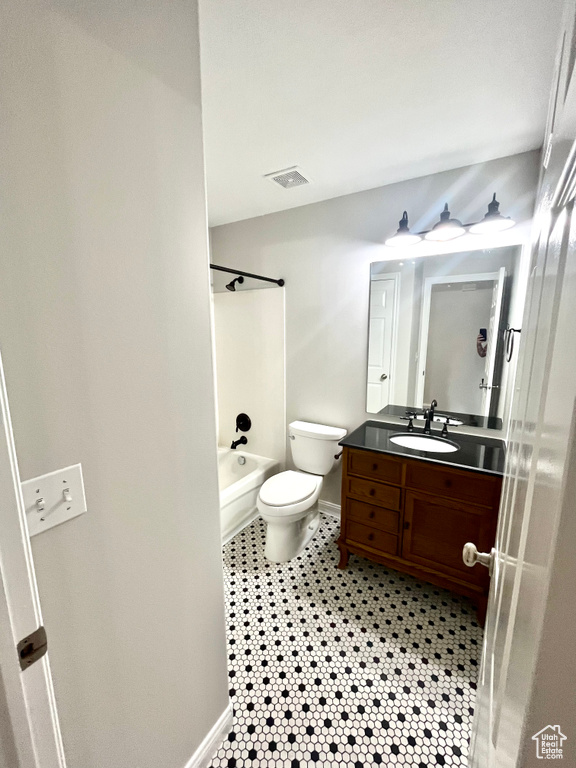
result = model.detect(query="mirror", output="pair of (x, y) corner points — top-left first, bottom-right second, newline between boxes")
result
(366, 246), (524, 429)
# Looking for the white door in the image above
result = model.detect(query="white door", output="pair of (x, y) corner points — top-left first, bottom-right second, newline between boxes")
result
(469, 177), (576, 768)
(469, 14), (576, 760)
(0, 348), (66, 768)
(415, 271), (499, 408)
(480, 267), (506, 417)
(366, 278), (397, 412)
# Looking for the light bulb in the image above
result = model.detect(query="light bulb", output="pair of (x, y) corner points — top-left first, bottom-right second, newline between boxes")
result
(469, 217), (515, 234)
(424, 225), (466, 241)
(385, 232), (422, 247)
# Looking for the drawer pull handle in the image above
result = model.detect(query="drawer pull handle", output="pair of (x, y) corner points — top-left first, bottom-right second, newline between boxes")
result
(368, 533), (374, 541)
(445, 479), (452, 487)
(372, 463), (378, 471)
(369, 511), (375, 519)
(369, 489), (375, 496)
(404, 521), (410, 530)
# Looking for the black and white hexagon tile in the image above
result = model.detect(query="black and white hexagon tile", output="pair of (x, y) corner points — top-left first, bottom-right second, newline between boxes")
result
(210, 516), (482, 768)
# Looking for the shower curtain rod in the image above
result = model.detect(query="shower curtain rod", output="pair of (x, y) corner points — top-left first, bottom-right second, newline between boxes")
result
(210, 263), (285, 287)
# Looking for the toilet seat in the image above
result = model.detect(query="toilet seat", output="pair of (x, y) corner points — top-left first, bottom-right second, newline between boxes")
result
(258, 471), (322, 519)
(259, 470), (320, 507)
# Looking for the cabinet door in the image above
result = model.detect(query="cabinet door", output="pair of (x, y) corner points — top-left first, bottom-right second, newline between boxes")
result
(402, 490), (495, 586)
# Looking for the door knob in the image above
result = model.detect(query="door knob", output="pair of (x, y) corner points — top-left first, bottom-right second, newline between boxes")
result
(380, 373), (388, 381)
(462, 543), (495, 576)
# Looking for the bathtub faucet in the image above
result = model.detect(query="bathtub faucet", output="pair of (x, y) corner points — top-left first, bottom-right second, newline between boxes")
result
(231, 436), (248, 450)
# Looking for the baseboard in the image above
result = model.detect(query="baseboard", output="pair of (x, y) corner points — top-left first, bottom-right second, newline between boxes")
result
(183, 704), (233, 768)
(222, 509), (260, 546)
(318, 499), (341, 520)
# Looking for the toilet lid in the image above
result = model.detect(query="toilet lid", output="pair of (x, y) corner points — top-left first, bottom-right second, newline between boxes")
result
(259, 471), (319, 506)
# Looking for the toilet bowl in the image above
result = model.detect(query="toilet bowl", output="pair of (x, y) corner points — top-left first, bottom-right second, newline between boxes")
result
(258, 470), (323, 562)
(257, 421), (346, 562)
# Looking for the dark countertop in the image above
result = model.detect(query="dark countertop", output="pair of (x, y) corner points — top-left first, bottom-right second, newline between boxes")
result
(339, 420), (505, 477)
(378, 404), (503, 431)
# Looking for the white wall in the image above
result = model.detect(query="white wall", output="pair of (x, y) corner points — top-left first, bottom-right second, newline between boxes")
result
(0, 2), (229, 767)
(213, 290), (286, 464)
(210, 151), (540, 504)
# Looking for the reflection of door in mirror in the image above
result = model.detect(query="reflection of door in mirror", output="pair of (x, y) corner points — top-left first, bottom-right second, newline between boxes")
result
(366, 276), (398, 413)
(480, 267), (506, 417)
(417, 271), (504, 415)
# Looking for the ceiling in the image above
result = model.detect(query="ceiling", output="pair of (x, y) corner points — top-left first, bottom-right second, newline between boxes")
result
(199, 0), (562, 226)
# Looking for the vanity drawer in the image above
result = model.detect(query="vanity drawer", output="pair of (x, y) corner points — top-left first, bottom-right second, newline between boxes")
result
(346, 477), (402, 511)
(347, 449), (403, 485)
(347, 499), (399, 534)
(347, 520), (398, 555)
(405, 461), (500, 508)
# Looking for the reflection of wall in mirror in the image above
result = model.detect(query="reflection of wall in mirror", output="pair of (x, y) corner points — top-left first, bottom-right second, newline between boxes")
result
(423, 282), (493, 413)
(416, 250), (516, 418)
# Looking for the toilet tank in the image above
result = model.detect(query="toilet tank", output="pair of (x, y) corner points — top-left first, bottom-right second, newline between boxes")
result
(289, 421), (347, 475)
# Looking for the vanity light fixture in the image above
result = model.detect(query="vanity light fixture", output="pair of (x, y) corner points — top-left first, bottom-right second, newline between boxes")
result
(385, 193), (515, 247)
(425, 203), (466, 242)
(384, 211), (422, 247)
(469, 193), (516, 234)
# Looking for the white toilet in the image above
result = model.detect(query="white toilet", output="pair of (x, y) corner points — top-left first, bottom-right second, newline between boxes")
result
(257, 420), (347, 562)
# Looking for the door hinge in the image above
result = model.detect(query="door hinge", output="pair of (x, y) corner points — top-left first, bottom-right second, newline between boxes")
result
(17, 626), (48, 671)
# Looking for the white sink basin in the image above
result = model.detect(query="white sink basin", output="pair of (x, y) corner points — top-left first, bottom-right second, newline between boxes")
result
(389, 432), (460, 454)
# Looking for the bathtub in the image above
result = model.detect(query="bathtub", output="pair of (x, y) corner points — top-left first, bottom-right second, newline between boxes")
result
(218, 448), (279, 544)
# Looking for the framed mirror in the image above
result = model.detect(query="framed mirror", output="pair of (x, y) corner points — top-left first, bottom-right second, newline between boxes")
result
(366, 246), (524, 429)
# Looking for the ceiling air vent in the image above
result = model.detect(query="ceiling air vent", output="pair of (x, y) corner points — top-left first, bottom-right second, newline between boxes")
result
(264, 166), (310, 189)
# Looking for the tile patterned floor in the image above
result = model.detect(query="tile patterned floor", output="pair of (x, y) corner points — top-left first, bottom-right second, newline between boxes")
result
(210, 515), (482, 768)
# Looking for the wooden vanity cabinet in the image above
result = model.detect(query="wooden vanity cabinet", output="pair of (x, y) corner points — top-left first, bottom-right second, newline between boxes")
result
(337, 447), (502, 623)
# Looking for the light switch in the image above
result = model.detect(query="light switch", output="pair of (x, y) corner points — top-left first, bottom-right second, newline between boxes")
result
(21, 464), (87, 537)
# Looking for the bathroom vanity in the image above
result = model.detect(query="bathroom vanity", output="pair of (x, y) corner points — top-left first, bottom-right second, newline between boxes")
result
(337, 421), (505, 623)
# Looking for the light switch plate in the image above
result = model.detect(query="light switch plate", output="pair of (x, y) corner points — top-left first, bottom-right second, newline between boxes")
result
(21, 464), (87, 537)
